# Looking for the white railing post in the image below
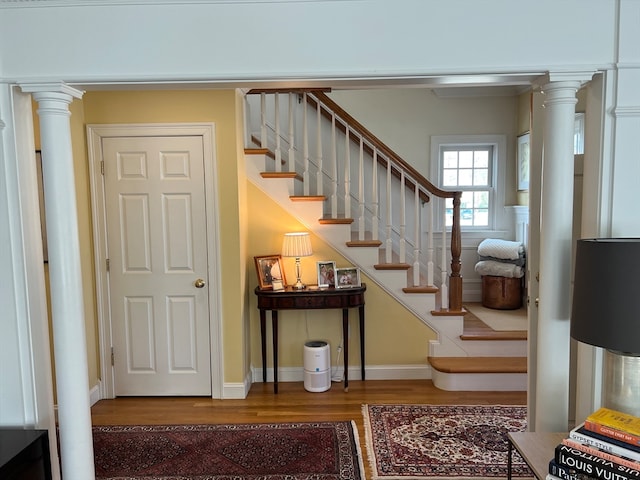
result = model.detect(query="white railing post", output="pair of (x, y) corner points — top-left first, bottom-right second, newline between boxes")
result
(385, 158), (393, 263)
(413, 186), (421, 286)
(344, 127), (351, 218)
(288, 93), (295, 173)
(427, 200), (434, 286)
(399, 171), (406, 263)
(274, 93), (282, 172)
(358, 138), (365, 240)
(316, 100), (323, 195)
(260, 93), (267, 148)
(302, 93), (310, 195)
(371, 149), (379, 241)
(331, 114), (338, 217)
(440, 203), (449, 309)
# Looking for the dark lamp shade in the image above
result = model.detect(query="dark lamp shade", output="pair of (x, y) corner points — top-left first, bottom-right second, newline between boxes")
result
(570, 238), (640, 354)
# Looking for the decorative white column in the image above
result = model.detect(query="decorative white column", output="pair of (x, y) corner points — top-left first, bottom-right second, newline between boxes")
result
(534, 78), (581, 432)
(20, 83), (95, 480)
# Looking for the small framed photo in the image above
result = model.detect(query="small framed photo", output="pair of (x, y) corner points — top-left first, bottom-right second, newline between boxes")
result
(335, 267), (360, 289)
(517, 132), (530, 191)
(317, 261), (336, 288)
(254, 254), (286, 290)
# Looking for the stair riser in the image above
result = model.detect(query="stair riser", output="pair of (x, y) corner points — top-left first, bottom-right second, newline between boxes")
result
(431, 371), (527, 391)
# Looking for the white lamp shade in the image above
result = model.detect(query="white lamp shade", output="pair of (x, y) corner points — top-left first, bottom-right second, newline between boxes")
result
(282, 232), (313, 258)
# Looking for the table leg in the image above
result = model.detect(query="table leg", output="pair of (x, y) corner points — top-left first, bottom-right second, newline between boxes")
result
(260, 310), (267, 383)
(359, 304), (365, 381)
(272, 310), (278, 394)
(507, 437), (513, 480)
(342, 308), (349, 392)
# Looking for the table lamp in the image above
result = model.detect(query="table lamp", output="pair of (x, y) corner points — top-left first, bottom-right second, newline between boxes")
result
(570, 238), (640, 416)
(282, 232), (313, 290)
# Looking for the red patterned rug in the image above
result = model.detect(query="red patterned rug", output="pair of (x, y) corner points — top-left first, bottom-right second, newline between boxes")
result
(92, 421), (364, 480)
(362, 404), (532, 479)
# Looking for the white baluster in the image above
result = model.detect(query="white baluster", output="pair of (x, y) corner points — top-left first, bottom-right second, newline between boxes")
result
(288, 93), (295, 173)
(260, 93), (267, 148)
(274, 93), (281, 172)
(385, 158), (392, 264)
(440, 203), (448, 309)
(399, 171), (406, 263)
(316, 99), (323, 195)
(427, 199), (434, 286)
(344, 127), (351, 218)
(331, 114), (338, 217)
(302, 93), (310, 195)
(413, 185), (421, 287)
(358, 138), (365, 240)
(371, 148), (379, 241)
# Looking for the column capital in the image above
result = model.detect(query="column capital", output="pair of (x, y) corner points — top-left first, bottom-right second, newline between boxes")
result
(533, 70), (597, 91)
(19, 82), (84, 99)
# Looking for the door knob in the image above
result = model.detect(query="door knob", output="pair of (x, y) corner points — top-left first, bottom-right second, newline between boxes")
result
(194, 278), (206, 288)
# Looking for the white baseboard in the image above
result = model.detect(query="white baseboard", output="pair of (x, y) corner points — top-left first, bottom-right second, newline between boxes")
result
(251, 364), (432, 384)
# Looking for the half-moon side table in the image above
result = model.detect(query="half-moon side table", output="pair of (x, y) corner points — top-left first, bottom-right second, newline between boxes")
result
(255, 284), (366, 393)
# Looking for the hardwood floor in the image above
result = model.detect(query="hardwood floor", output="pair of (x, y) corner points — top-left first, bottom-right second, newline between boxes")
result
(91, 379), (527, 478)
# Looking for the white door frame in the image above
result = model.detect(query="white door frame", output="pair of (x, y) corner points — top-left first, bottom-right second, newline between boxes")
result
(87, 123), (223, 399)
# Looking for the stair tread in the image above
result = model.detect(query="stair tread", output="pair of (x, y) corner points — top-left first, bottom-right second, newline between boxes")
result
(374, 263), (411, 270)
(402, 285), (438, 294)
(318, 216), (354, 225)
(346, 239), (383, 247)
(428, 356), (527, 373)
(290, 195), (326, 202)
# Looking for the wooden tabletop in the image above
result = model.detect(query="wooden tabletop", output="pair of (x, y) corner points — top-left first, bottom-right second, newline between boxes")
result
(508, 431), (567, 480)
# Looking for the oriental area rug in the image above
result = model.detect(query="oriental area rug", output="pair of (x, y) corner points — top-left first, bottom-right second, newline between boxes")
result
(362, 404), (532, 480)
(92, 421), (364, 480)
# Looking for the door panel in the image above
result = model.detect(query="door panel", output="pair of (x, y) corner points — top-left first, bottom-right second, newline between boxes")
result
(103, 135), (211, 396)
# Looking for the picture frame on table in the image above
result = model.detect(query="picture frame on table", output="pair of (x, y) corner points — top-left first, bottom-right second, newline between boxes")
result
(335, 267), (360, 289)
(316, 261), (336, 288)
(517, 132), (530, 191)
(254, 254), (286, 290)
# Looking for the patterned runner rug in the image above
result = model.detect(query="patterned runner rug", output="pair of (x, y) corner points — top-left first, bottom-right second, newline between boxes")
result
(93, 421), (364, 480)
(362, 404), (533, 480)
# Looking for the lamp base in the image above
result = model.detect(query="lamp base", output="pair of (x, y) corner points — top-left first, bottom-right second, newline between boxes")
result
(292, 280), (306, 290)
(603, 349), (640, 417)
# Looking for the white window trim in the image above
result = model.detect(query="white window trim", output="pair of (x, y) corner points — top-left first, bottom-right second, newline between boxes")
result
(430, 134), (507, 233)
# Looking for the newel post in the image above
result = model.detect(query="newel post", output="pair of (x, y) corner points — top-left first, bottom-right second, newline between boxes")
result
(449, 192), (463, 311)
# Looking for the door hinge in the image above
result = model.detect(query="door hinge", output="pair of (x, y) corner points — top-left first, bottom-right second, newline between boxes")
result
(106, 258), (110, 271)
(111, 347), (114, 366)
(101, 160), (104, 175)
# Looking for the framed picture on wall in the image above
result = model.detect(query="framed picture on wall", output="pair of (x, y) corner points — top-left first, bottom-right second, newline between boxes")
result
(517, 132), (530, 191)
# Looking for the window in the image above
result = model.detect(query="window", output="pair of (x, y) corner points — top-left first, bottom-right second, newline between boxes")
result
(431, 135), (505, 231)
(441, 146), (492, 227)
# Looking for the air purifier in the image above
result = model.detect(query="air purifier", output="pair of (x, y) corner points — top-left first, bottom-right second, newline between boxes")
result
(303, 340), (331, 392)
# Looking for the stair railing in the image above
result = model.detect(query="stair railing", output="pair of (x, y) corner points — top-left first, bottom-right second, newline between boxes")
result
(244, 89), (462, 312)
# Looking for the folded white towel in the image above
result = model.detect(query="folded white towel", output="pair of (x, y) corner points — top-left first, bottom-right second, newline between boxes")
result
(475, 260), (524, 278)
(477, 238), (524, 261)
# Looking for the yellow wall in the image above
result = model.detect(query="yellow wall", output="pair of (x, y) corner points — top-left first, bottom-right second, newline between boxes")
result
(246, 182), (435, 368)
(57, 89), (436, 395)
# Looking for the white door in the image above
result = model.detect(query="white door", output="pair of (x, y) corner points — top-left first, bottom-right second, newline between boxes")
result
(103, 135), (212, 396)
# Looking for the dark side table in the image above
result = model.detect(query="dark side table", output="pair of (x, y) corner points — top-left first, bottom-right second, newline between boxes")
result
(255, 284), (366, 393)
(0, 429), (52, 480)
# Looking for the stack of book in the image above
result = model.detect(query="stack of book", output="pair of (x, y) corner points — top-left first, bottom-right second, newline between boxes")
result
(547, 407), (640, 480)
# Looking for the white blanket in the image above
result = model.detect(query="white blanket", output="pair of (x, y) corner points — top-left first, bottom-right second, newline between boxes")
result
(475, 260), (524, 278)
(477, 238), (524, 261)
